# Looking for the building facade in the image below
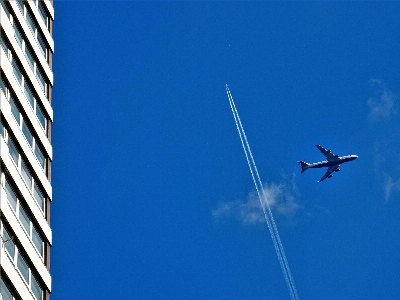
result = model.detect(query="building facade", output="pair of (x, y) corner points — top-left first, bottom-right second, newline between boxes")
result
(0, 1), (53, 299)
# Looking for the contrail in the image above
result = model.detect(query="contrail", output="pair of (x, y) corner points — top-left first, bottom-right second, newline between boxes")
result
(226, 85), (299, 300)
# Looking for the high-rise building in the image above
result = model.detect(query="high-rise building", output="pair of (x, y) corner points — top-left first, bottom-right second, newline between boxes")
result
(0, 1), (53, 299)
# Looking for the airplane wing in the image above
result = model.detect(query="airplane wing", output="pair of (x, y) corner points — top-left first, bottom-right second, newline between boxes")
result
(316, 145), (340, 162)
(318, 165), (339, 182)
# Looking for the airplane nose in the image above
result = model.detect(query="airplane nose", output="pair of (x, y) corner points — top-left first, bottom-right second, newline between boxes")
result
(353, 155), (358, 159)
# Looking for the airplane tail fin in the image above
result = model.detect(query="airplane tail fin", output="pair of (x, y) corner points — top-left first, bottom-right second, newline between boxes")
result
(298, 161), (310, 173)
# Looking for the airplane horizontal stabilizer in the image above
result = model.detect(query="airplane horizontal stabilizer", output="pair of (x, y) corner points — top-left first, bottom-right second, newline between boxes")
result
(298, 161), (310, 173)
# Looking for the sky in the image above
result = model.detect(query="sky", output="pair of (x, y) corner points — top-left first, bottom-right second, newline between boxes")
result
(51, 2), (400, 299)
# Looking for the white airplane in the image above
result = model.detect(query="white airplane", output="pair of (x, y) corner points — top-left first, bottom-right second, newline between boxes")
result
(298, 145), (358, 182)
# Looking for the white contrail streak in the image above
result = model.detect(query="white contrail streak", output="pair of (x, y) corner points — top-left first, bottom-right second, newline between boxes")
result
(226, 85), (299, 300)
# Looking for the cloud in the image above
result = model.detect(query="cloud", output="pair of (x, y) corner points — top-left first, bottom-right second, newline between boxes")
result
(367, 79), (398, 121)
(372, 141), (400, 202)
(367, 80), (400, 201)
(383, 173), (400, 202)
(212, 176), (300, 225)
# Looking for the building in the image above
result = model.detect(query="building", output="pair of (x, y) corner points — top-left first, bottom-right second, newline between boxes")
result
(0, 1), (54, 299)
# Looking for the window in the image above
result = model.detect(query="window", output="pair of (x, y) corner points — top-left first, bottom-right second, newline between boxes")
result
(25, 47), (35, 70)
(1, 225), (44, 298)
(26, 11), (36, 35)
(32, 226), (44, 256)
(31, 275), (42, 300)
(5, 180), (17, 211)
(22, 120), (34, 147)
(38, 2), (48, 27)
(9, 139), (19, 165)
(21, 161), (32, 187)
(14, 1), (48, 60)
(5, 34), (49, 132)
(5, 176), (45, 257)
(37, 33), (46, 58)
(3, 227), (15, 258)
(36, 68), (46, 93)
(16, 0), (24, 13)
(36, 105), (46, 129)
(12, 61), (23, 85)
(0, 1), (10, 19)
(0, 75), (7, 95)
(7, 138), (46, 213)
(24, 83), (35, 107)
(19, 205), (30, 233)
(0, 121), (3, 138)
(0, 279), (13, 300)
(17, 251), (29, 283)
(9, 96), (48, 171)
(0, 34), (8, 54)
(35, 145), (45, 168)
(33, 183), (44, 211)
(10, 96), (20, 124)
(9, 12), (48, 104)
(13, 24), (23, 48)
(11, 55), (48, 131)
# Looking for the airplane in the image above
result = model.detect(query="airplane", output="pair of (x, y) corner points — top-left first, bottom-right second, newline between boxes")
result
(298, 145), (358, 182)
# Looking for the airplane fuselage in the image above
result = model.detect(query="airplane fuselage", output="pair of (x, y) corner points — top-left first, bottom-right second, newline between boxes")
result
(306, 155), (358, 169)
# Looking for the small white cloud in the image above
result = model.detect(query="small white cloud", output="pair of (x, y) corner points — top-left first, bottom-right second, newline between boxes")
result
(368, 79), (397, 121)
(383, 173), (400, 202)
(212, 176), (300, 225)
(211, 202), (233, 218)
(371, 136), (400, 202)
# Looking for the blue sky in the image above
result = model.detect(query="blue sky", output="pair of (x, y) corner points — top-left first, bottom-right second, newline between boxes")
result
(51, 2), (400, 299)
